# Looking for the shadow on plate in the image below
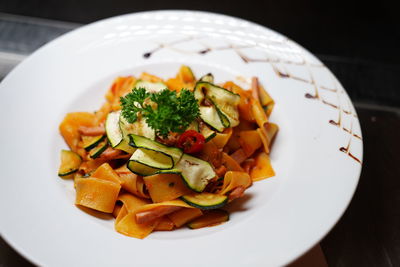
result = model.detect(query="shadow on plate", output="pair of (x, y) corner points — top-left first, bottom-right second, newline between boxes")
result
(225, 192), (254, 213)
(76, 205), (114, 220)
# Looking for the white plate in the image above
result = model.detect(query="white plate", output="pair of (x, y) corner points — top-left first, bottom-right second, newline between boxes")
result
(0, 10), (362, 266)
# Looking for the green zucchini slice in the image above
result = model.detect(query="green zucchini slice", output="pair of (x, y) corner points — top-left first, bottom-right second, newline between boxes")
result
(58, 150), (82, 177)
(199, 73), (214, 83)
(181, 193), (228, 210)
(195, 82), (240, 130)
(186, 120), (200, 132)
(127, 160), (159, 176)
(176, 154), (216, 192)
(82, 135), (105, 151)
(187, 209), (229, 229)
(135, 80), (168, 93)
(106, 110), (154, 154)
(105, 111), (135, 154)
(119, 115), (155, 141)
(210, 98), (231, 128)
(199, 106), (225, 132)
(89, 139), (108, 159)
(187, 120), (215, 142)
(105, 111), (122, 148)
(129, 148), (174, 170)
(199, 122), (216, 142)
(129, 134), (183, 165)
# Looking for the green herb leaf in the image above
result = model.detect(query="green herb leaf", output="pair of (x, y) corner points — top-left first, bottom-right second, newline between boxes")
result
(120, 88), (200, 138)
(120, 87), (150, 123)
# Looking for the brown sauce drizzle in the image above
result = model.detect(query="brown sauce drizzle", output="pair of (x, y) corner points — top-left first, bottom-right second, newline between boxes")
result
(276, 70), (290, 78)
(143, 52), (152, 58)
(329, 119), (340, 126)
(305, 93), (317, 99)
(141, 36), (362, 164)
(199, 48), (211, 54)
(339, 147), (361, 163)
(322, 100), (338, 109)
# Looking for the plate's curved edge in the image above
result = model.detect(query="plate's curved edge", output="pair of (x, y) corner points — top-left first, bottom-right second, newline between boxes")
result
(0, 10), (363, 267)
(0, 233), (41, 267)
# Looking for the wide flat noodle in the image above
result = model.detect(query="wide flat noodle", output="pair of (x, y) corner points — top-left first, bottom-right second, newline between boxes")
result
(144, 173), (192, 203)
(75, 178), (121, 213)
(78, 158), (108, 175)
(116, 168), (149, 199)
(237, 130), (262, 157)
(91, 163), (122, 184)
(59, 112), (96, 152)
(135, 176), (150, 199)
(118, 193), (150, 212)
(222, 152), (244, 172)
(132, 199), (195, 225)
(116, 212), (159, 239)
(212, 128), (233, 149)
(106, 76), (137, 110)
(168, 208), (203, 228)
(250, 152), (275, 181)
(135, 199), (193, 214)
(220, 171), (252, 195)
(114, 193), (157, 239)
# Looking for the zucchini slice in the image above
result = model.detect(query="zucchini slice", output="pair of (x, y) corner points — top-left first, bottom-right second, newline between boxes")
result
(187, 209), (229, 229)
(127, 160), (159, 176)
(187, 120), (215, 142)
(105, 111), (122, 147)
(199, 123), (216, 142)
(199, 73), (214, 83)
(129, 148), (174, 170)
(199, 106), (225, 132)
(129, 134), (183, 165)
(89, 139), (108, 159)
(58, 150), (82, 177)
(119, 115), (155, 141)
(106, 111), (154, 154)
(181, 193), (228, 210)
(105, 111), (135, 154)
(176, 154), (216, 192)
(135, 80), (168, 93)
(195, 82), (240, 129)
(82, 135), (105, 151)
(211, 98), (231, 128)
(186, 120), (199, 132)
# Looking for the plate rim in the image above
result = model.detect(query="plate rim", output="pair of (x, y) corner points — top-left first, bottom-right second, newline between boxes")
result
(0, 9), (363, 266)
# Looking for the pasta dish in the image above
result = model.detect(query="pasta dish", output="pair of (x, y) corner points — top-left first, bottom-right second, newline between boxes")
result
(58, 66), (278, 238)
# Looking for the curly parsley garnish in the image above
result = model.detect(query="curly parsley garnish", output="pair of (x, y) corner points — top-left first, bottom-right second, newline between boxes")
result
(120, 88), (200, 138)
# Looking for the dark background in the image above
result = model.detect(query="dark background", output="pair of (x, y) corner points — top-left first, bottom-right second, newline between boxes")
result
(1, 0), (399, 64)
(1, 0), (399, 107)
(0, 1), (399, 267)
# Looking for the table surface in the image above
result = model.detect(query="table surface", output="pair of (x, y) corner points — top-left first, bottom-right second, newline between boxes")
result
(0, 12), (399, 267)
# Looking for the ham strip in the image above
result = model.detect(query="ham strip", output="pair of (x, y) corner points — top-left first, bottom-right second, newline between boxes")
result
(230, 149), (247, 164)
(251, 77), (260, 101)
(78, 125), (105, 136)
(228, 186), (246, 201)
(98, 147), (126, 160)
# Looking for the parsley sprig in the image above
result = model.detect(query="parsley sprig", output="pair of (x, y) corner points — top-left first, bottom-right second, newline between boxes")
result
(120, 88), (200, 138)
